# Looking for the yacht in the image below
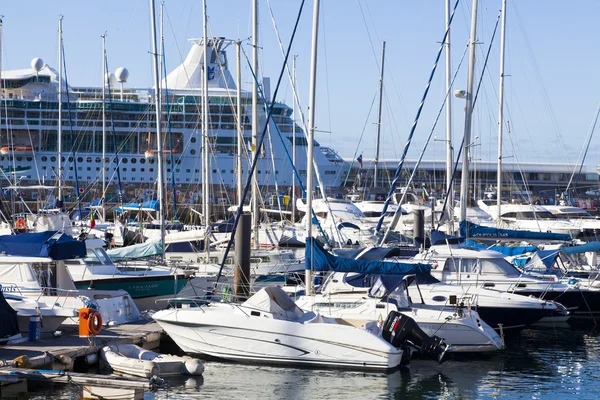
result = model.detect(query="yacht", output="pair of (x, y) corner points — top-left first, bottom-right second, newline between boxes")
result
(414, 242), (600, 319)
(153, 286), (409, 371)
(477, 201), (582, 238)
(66, 238), (192, 311)
(295, 272), (504, 353)
(3, 292), (77, 334)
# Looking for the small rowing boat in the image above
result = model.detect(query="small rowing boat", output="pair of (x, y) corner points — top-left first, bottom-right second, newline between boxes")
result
(100, 344), (204, 378)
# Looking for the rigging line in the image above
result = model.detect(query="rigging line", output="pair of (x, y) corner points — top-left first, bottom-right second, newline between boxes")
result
(342, 90), (378, 187)
(513, 2), (570, 166)
(161, 23), (178, 221)
(60, 44), (82, 218)
(214, 0), (307, 287)
(566, 103), (600, 195)
(241, 46), (333, 247)
(356, 0), (383, 71)
(375, 0), (460, 234)
(382, 43), (468, 243)
(104, 51), (124, 205)
(263, 1), (330, 209)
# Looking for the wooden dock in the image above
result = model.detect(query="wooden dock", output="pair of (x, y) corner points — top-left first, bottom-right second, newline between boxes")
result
(0, 320), (163, 370)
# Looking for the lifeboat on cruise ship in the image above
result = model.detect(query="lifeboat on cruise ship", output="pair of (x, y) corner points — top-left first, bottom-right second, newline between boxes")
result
(0, 146), (34, 155)
(144, 149), (177, 159)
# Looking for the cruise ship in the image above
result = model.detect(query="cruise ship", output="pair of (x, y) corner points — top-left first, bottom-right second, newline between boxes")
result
(0, 37), (347, 205)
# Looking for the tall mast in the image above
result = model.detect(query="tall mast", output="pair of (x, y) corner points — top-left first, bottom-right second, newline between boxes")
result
(57, 16), (64, 208)
(149, 0), (165, 261)
(305, 0), (320, 296)
(202, 0), (211, 259)
(101, 33), (107, 221)
(291, 55), (297, 224)
(459, 0), (478, 222)
(236, 41), (243, 205)
(497, 0), (507, 224)
(251, 0), (259, 249)
(373, 41), (386, 188)
(445, 0), (453, 222)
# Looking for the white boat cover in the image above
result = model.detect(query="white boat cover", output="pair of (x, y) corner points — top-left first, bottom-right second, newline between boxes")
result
(242, 286), (304, 321)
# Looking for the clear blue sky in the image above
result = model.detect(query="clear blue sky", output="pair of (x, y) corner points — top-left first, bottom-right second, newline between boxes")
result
(2, 1), (599, 170)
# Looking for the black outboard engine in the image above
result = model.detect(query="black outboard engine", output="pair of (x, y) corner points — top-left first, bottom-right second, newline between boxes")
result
(382, 311), (449, 363)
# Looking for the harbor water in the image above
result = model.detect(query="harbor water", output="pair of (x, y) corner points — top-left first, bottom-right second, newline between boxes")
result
(14, 324), (600, 399)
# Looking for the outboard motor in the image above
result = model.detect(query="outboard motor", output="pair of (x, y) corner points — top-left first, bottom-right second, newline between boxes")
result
(382, 311), (449, 363)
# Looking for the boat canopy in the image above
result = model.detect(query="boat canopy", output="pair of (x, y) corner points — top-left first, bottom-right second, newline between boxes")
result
(306, 238), (431, 276)
(459, 221), (571, 242)
(0, 231), (86, 260)
(114, 200), (159, 213)
(523, 249), (561, 274)
(561, 241), (600, 255)
(106, 240), (163, 261)
(431, 230), (465, 246)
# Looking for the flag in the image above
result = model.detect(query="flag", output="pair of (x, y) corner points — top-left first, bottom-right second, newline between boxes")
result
(357, 153), (363, 168)
(90, 213), (96, 229)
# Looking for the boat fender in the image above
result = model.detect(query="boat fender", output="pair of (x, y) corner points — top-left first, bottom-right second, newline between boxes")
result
(88, 310), (103, 335)
(54, 354), (72, 366)
(181, 359), (205, 375)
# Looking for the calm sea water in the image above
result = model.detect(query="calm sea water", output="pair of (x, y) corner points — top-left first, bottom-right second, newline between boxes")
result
(19, 325), (600, 399)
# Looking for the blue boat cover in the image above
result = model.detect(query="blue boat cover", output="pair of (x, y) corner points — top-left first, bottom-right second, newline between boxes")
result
(0, 231), (86, 260)
(465, 240), (538, 257)
(431, 230), (465, 245)
(561, 241), (600, 255)
(459, 221), (571, 242)
(305, 238), (431, 276)
(523, 249), (561, 274)
(114, 200), (159, 213)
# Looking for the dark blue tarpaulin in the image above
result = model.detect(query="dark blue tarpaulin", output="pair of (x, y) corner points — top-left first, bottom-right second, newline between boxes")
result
(431, 230), (465, 245)
(0, 231), (86, 260)
(459, 221), (571, 242)
(561, 241), (600, 255)
(305, 238), (431, 276)
(465, 240), (538, 257)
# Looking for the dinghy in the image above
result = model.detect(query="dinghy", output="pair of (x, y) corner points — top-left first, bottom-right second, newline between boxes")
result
(100, 344), (204, 378)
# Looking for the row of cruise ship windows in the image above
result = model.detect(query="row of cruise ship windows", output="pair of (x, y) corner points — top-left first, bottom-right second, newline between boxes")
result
(0, 156), (187, 165)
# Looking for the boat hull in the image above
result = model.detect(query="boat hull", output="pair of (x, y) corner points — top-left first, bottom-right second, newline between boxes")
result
(153, 305), (404, 371)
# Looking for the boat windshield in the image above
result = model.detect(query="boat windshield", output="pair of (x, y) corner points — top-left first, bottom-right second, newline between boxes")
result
(84, 248), (112, 266)
(502, 211), (557, 220)
(444, 257), (522, 277)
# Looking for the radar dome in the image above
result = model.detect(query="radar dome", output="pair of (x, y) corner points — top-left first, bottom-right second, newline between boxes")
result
(105, 72), (116, 88)
(115, 67), (129, 83)
(31, 58), (44, 71)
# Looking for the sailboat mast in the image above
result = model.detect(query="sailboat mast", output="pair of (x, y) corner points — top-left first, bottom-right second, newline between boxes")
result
(497, 0), (507, 224)
(57, 16), (63, 208)
(459, 0), (478, 222)
(202, 0), (211, 258)
(373, 41), (386, 188)
(101, 33), (107, 221)
(236, 41), (243, 205)
(251, 0), (259, 249)
(444, 0), (453, 219)
(149, 0), (166, 261)
(306, 0), (320, 296)
(291, 55), (297, 224)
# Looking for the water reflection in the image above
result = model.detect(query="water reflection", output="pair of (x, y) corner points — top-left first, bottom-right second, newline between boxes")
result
(10, 326), (600, 399)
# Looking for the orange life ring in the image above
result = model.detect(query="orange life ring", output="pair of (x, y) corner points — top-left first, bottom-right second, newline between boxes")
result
(88, 311), (102, 335)
(14, 218), (27, 231)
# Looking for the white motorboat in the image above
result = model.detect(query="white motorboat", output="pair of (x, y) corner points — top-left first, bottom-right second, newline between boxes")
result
(3, 293), (77, 334)
(153, 286), (410, 371)
(296, 273), (504, 353)
(412, 242), (596, 320)
(100, 344), (204, 378)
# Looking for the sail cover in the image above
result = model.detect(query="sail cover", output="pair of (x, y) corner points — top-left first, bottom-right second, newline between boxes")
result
(0, 231), (86, 260)
(459, 221), (571, 242)
(306, 238), (431, 276)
